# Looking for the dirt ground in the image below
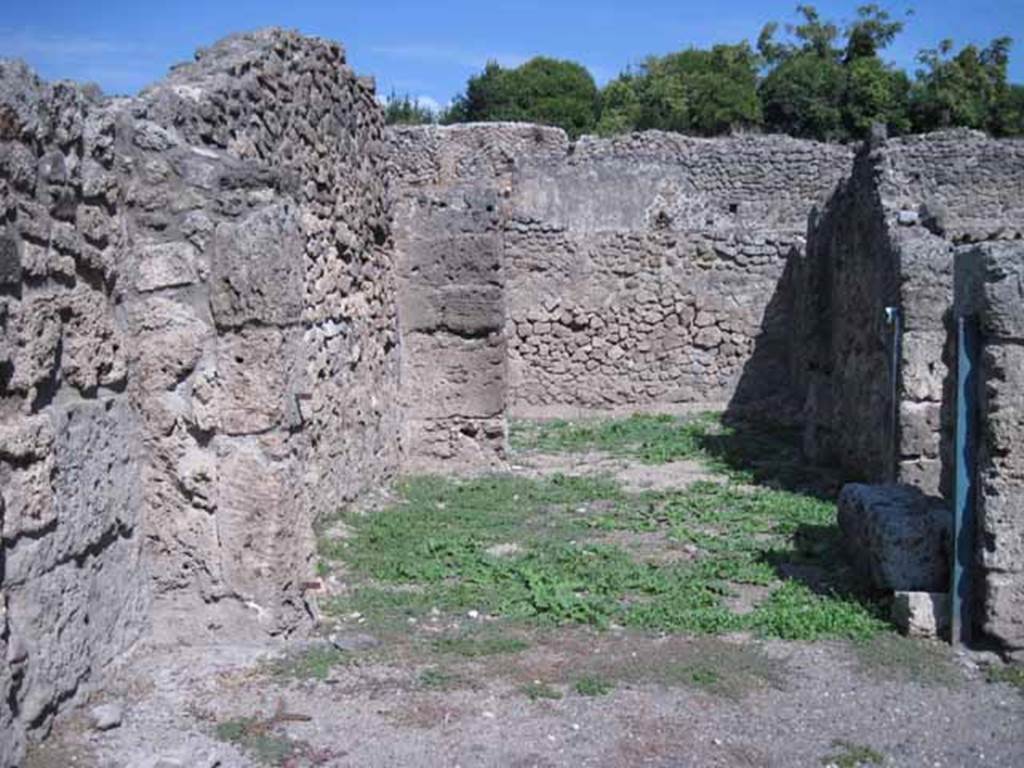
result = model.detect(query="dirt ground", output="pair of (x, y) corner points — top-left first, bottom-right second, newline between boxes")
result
(25, 427), (1024, 768)
(25, 629), (1024, 768)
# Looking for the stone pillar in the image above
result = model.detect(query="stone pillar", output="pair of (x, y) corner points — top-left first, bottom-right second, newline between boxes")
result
(955, 242), (1024, 657)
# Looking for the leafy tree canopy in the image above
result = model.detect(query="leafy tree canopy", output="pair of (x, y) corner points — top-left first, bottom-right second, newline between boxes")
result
(445, 57), (599, 138)
(438, 4), (1022, 142)
(598, 43), (761, 136)
(383, 92), (438, 126)
(910, 37), (1019, 135)
(757, 4), (910, 141)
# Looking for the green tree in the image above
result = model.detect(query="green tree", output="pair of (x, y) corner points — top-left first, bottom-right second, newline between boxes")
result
(760, 52), (846, 139)
(996, 83), (1024, 136)
(843, 55), (911, 137)
(445, 57), (600, 138)
(383, 92), (437, 126)
(758, 4), (909, 141)
(596, 72), (643, 135)
(597, 43), (762, 136)
(843, 3), (904, 61)
(910, 37), (1019, 135)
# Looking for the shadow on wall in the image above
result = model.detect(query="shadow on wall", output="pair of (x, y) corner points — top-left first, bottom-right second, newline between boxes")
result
(723, 246), (803, 428)
(713, 242), (835, 496)
(715, 163), (897, 497)
(703, 242), (849, 499)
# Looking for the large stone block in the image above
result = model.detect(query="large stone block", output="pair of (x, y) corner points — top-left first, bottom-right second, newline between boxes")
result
(838, 483), (952, 591)
(900, 331), (948, 404)
(891, 591), (950, 639)
(398, 233), (502, 285)
(135, 241), (201, 293)
(983, 572), (1024, 652)
(131, 296), (210, 391)
(214, 435), (312, 631)
(401, 331), (506, 420)
(213, 328), (292, 435)
(899, 400), (941, 459)
(977, 474), (1024, 572)
(956, 242), (1024, 339)
(894, 229), (954, 333)
(209, 203), (303, 328)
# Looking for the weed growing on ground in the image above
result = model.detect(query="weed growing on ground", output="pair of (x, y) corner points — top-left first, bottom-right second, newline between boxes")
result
(322, 415), (888, 642)
(749, 581), (887, 642)
(521, 681), (563, 700)
(432, 634), (530, 658)
(509, 412), (722, 464)
(986, 663), (1024, 693)
(214, 718), (300, 766)
(511, 411), (836, 494)
(574, 675), (614, 696)
(265, 645), (351, 681)
(560, 635), (784, 700)
(418, 666), (466, 690)
(821, 739), (885, 767)
(676, 664), (721, 687)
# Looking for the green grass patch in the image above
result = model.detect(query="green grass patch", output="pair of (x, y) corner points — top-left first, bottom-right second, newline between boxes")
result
(214, 718), (300, 766)
(677, 664), (721, 687)
(322, 417), (889, 642)
(521, 681), (563, 700)
(657, 645), (784, 699)
(574, 675), (614, 696)
(264, 645), (351, 681)
(986, 663), (1024, 692)
(750, 581), (888, 642)
(432, 633), (530, 658)
(418, 666), (466, 690)
(509, 412), (721, 464)
(821, 739), (885, 767)
(512, 411), (835, 495)
(573, 636), (785, 700)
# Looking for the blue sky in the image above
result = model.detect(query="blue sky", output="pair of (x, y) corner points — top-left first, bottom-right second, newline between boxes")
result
(2, 1), (1022, 107)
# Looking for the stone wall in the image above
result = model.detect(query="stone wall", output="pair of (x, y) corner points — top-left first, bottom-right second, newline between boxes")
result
(388, 125), (852, 467)
(3, 27), (1024, 764)
(133, 29), (400, 641)
(505, 132), (852, 418)
(387, 125), (559, 468)
(0, 62), (149, 765)
(956, 242), (1024, 657)
(795, 130), (1024, 496)
(1, 30), (400, 765)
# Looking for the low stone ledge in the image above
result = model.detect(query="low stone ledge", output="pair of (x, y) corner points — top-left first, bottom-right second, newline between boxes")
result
(837, 483), (952, 592)
(892, 591), (950, 639)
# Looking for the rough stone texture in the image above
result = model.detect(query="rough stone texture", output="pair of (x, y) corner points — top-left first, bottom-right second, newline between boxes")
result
(122, 29), (401, 638)
(2, 28), (1024, 768)
(955, 242), (1024, 656)
(794, 130), (1024, 496)
(0, 60), (148, 766)
(388, 125), (529, 469)
(837, 483), (952, 592)
(505, 133), (851, 419)
(892, 591), (950, 639)
(1, 31), (401, 766)
(388, 125), (852, 466)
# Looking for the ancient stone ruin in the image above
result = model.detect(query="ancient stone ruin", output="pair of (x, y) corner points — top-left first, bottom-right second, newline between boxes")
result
(1, 28), (1022, 766)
